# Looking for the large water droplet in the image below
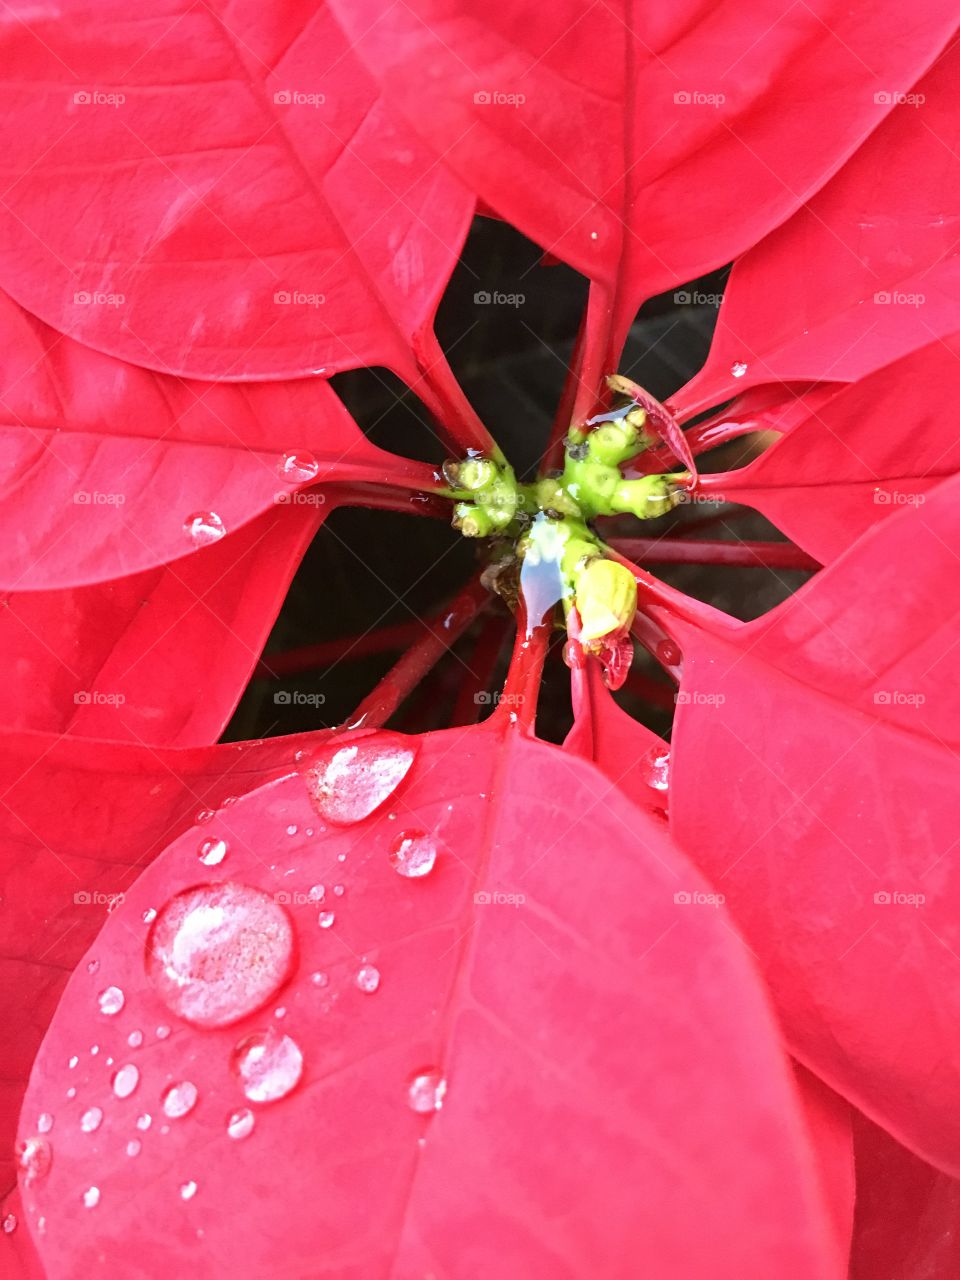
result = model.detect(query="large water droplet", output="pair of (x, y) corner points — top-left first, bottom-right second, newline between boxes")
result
(600, 634), (633, 691)
(82, 1186), (100, 1209)
(278, 451), (320, 483)
(161, 1081), (198, 1119)
(197, 837), (228, 867)
(318, 910), (335, 929)
(145, 882), (296, 1028)
(303, 735), (417, 825)
(355, 964), (381, 993)
(730, 361), (748, 378)
(645, 746), (671, 792)
(230, 1030), (303, 1103)
(183, 511), (225, 546)
(227, 1108), (255, 1140)
(80, 1107), (103, 1133)
(407, 1070), (446, 1114)
(17, 1136), (52, 1182)
(389, 830), (438, 878)
(97, 986), (124, 1016)
(112, 1064), (140, 1099)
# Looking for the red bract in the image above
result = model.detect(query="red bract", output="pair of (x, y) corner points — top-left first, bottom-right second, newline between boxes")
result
(0, 0), (957, 1275)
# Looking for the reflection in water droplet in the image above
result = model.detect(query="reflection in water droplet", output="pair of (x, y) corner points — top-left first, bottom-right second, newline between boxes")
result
(136, 1114), (152, 1131)
(222, 796), (238, 808)
(600, 634), (634, 691)
(97, 986), (125, 1016)
(65, 1088), (76, 1100)
(303, 736), (417, 826)
(183, 511), (225, 546)
(112, 1064), (140, 1099)
(90, 1045), (100, 1056)
(2, 1214), (16, 1234)
(333, 884), (344, 897)
(128, 1030), (144, 1048)
(86, 960), (100, 975)
(731, 361), (748, 378)
(83, 1187), (100, 1209)
(318, 910), (335, 929)
(126, 1139), (141, 1158)
(68, 1056), (79, 1070)
(142, 907), (157, 925)
(146, 882), (296, 1028)
(161, 1081), (198, 1119)
(156, 1025), (171, 1040)
(37, 1112), (53, 1134)
(80, 1107), (103, 1133)
(17, 1137), (52, 1182)
(227, 1108), (255, 1140)
(196, 809), (215, 825)
(307, 884), (325, 903)
(310, 971), (328, 987)
(645, 746), (671, 792)
(230, 1030), (303, 1103)
(655, 640), (681, 668)
(278, 451), (320, 483)
(285, 824), (298, 836)
(407, 1070), (446, 1114)
(389, 830), (438, 878)
(179, 1180), (198, 1201)
(355, 965), (380, 993)
(198, 837), (228, 867)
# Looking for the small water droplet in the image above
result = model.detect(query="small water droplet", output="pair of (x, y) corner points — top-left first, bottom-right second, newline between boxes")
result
(183, 511), (225, 546)
(731, 361), (748, 378)
(128, 1029), (144, 1048)
(16, 1136), (52, 1182)
(68, 1056), (79, 1069)
(162, 1081), (198, 1119)
(112, 1063), (140, 1099)
(278, 451), (320, 483)
(142, 907), (157, 924)
(136, 1113), (152, 1131)
(37, 1112), (53, 1134)
(2, 1214), (16, 1234)
(90, 1044), (100, 1056)
(227, 1108), (255, 1140)
(389, 830), (438, 878)
(97, 985), (125, 1016)
(310, 971), (328, 987)
(222, 795), (238, 808)
(126, 1139), (141, 1158)
(86, 959), (100, 975)
(196, 808), (215, 824)
(307, 884), (325, 903)
(355, 965), (380, 993)
(230, 1029), (303, 1103)
(407, 1070), (446, 1114)
(645, 746), (671, 792)
(197, 837), (227, 867)
(655, 640), (681, 667)
(285, 824), (298, 836)
(83, 1186), (100, 1209)
(274, 1006), (287, 1019)
(180, 1180), (198, 1201)
(590, 230), (599, 241)
(146, 882), (296, 1027)
(156, 1025), (171, 1040)
(80, 1106), (103, 1133)
(303, 736), (418, 825)
(65, 1087), (76, 1099)
(318, 910), (335, 929)
(333, 884), (344, 897)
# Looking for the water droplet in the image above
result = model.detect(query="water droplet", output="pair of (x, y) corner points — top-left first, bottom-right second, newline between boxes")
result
(274, 1006), (287, 1019)
(645, 746), (671, 792)
(2, 1214), (16, 1234)
(222, 795), (238, 808)
(230, 1029), (303, 1103)
(80, 1107), (103, 1133)
(333, 884), (344, 897)
(156, 1025), (171, 1040)
(197, 837), (227, 867)
(318, 910), (335, 929)
(180, 1180), (198, 1201)
(90, 1044), (100, 1056)
(307, 884), (325, 903)
(126, 1139), (141, 1157)
(336, 852), (346, 863)
(731, 361), (748, 378)
(278, 451), (320, 483)
(302, 736), (418, 825)
(161, 1081), (198, 1119)
(407, 1070), (446, 1114)
(227, 1108), (255, 1140)
(142, 907), (157, 924)
(146, 882), (296, 1027)
(389, 830), (438, 878)
(655, 640), (681, 667)
(196, 808), (215, 825)
(562, 638), (587, 670)
(65, 1087), (76, 1100)
(136, 1113), (152, 1131)
(285, 824), (298, 836)
(68, 1056), (79, 1069)
(16, 1136), (52, 1182)
(310, 971), (328, 987)
(83, 1186), (100, 1209)
(97, 985), (124, 1016)
(519, 514), (566, 634)
(355, 965), (380, 993)
(86, 959), (100, 975)
(37, 1112), (53, 1134)
(128, 1029), (143, 1048)
(112, 1063), (140, 1099)
(183, 511), (225, 546)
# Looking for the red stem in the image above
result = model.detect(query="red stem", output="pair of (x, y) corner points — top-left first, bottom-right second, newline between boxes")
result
(256, 619), (434, 679)
(496, 609), (551, 735)
(609, 537), (821, 571)
(410, 329), (498, 456)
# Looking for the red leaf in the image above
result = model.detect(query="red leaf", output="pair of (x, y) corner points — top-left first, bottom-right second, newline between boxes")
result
(0, 502), (322, 746)
(663, 474), (960, 1171)
(0, 4), (474, 384)
(674, 47), (960, 418)
(17, 726), (839, 1277)
(331, 0), (957, 405)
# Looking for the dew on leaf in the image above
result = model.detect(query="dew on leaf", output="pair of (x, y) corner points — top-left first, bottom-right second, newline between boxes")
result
(142, 907), (157, 924)
(318, 910), (335, 929)
(156, 1025), (171, 1040)
(645, 747), (671, 792)
(731, 361), (748, 378)
(136, 1113), (152, 1131)
(407, 1070), (446, 1114)
(302, 736), (417, 825)
(83, 1186), (100, 1209)
(97, 986), (124, 1016)
(307, 884), (325, 903)
(162, 1081), (198, 1119)
(197, 837), (228, 867)
(230, 1029), (303, 1103)
(310, 971), (328, 987)
(145, 882), (296, 1028)
(112, 1064), (140, 1099)
(355, 965), (380, 993)
(196, 808), (215, 825)
(86, 959), (99, 975)
(183, 511), (225, 546)
(389, 830), (438, 878)
(2, 1214), (16, 1233)
(333, 884), (344, 897)
(285, 824), (298, 836)
(17, 1136), (52, 1182)
(180, 1180), (198, 1201)
(127, 1029), (143, 1048)
(68, 1056), (78, 1069)
(278, 451), (320, 483)
(37, 1111), (53, 1133)
(80, 1107), (103, 1133)
(126, 1139), (141, 1158)
(227, 1108), (255, 1140)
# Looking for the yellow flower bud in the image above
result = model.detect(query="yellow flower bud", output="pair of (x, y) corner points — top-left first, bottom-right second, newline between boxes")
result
(574, 558), (638, 644)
